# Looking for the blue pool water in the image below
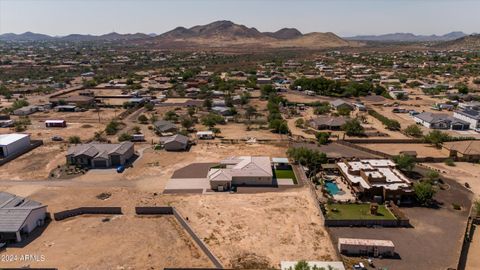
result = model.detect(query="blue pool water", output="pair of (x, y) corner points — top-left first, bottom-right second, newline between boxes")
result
(325, 181), (340, 195)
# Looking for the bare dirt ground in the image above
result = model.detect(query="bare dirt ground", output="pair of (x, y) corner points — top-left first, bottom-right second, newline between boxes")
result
(170, 189), (337, 268)
(27, 108), (123, 124)
(215, 123), (282, 140)
(359, 143), (448, 158)
(281, 91), (334, 104)
(0, 188), (212, 269)
(423, 162), (480, 196)
(420, 162), (480, 270)
(0, 144), (65, 180)
(0, 180), (337, 269)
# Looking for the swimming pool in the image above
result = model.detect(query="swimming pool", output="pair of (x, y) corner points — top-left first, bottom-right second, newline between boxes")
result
(325, 181), (340, 195)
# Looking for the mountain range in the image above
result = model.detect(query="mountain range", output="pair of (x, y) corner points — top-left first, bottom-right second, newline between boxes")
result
(434, 34), (480, 50)
(345, 31), (468, 42)
(0, 21), (474, 49)
(0, 31), (151, 42)
(0, 20), (360, 49)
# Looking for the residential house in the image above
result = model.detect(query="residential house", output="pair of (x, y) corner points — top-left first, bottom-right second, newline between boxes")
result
(330, 99), (354, 111)
(160, 134), (189, 151)
(0, 192), (47, 243)
(458, 101), (480, 111)
(212, 106), (231, 116)
(309, 116), (347, 130)
(413, 112), (470, 130)
(256, 77), (272, 85)
(153, 120), (177, 135)
(208, 156), (273, 191)
(336, 159), (414, 203)
(453, 109), (480, 130)
(66, 142), (134, 168)
(13, 105), (38, 116)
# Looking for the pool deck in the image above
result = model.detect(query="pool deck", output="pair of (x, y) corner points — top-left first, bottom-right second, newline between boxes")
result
(326, 176), (356, 202)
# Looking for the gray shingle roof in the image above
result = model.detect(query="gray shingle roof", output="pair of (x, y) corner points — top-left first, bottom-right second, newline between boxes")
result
(153, 120), (177, 132)
(162, 134), (189, 145)
(67, 142), (134, 158)
(415, 112), (450, 123)
(330, 99), (352, 108)
(0, 192), (46, 232)
(310, 116), (347, 127)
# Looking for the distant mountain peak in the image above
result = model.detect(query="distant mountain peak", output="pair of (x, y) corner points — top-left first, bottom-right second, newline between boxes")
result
(345, 31), (468, 42)
(265, 28), (303, 39)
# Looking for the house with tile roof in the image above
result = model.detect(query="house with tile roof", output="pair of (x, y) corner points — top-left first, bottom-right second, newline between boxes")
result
(208, 156), (273, 191)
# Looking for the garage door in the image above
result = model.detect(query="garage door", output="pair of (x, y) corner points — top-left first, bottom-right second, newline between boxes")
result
(111, 155), (121, 166)
(452, 124), (466, 130)
(93, 160), (108, 168)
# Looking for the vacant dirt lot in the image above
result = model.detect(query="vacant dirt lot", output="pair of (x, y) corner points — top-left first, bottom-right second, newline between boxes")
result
(28, 108), (123, 124)
(0, 144), (65, 180)
(0, 181), (336, 269)
(215, 123), (282, 140)
(169, 189), (338, 268)
(359, 143), (448, 158)
(0, 187), (213, 269)
(281, 91), (334, 104)
(2, 215), (212, 269)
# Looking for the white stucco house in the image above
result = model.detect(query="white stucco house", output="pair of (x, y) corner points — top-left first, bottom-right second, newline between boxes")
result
(208, 156), (273, 191)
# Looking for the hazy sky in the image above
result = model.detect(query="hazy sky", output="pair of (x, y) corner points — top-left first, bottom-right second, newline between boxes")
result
(0, 0), (479, 36)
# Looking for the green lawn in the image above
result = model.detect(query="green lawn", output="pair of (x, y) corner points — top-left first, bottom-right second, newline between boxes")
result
(325, 203), (396, 220)
(274, 168), (297, 184)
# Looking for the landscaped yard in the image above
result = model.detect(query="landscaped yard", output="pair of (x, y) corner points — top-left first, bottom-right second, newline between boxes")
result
(325, 203), (396, 220)
(273, 168), (297, 184)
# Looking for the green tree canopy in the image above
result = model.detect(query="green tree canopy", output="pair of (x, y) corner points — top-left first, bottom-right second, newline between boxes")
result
(414, 181), (436, 206)
(342, 119), (365, 136)
(287, 147), (327, 177)
(404, 124), (423, 137)
(394, 154), (416, 172)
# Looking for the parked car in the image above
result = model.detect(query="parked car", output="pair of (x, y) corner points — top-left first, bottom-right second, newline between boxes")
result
(116, 165), (125, 173)
(52, 136), (64, 141)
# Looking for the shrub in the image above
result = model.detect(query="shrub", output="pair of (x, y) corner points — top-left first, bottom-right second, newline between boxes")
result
(295, 118), (305, 128)
(445, 159), (455, 166)
(452, 203), (462, 210)
(68, 136), (81, 144)
(118, 133), (133, 142)
(342, 119), (365, 136)
(404, 124), (423, 137)
(315, 132), (330, 145)
(105, 120), (121, 135)
(137, 114), (148, 124)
